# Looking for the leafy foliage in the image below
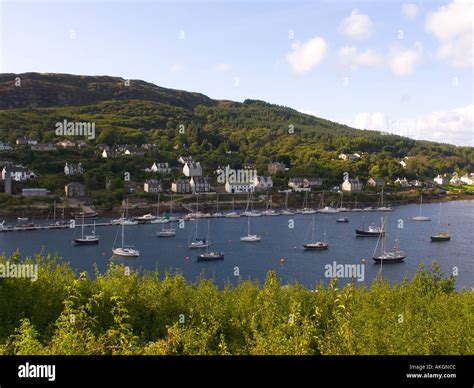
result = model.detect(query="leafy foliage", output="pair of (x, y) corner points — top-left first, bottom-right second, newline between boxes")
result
(0, 252), (472, 355)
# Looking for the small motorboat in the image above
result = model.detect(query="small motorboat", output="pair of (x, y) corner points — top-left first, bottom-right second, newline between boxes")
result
(224, 212), (240, 218)
(303, 242), (329, 250)
(240, 234), (261, 242)
(355, 224), (384, 237)
(74, 235), (100, 245)
(373, 250), (406, 263)
(134, 213), (156, 222)
(189, 238), (210, 249)
(197, 251), (224, 261)
(430, 233), (451, 242)
(336, 218), (349, 223)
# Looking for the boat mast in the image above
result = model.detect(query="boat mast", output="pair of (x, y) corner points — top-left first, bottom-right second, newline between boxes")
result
(285, 192), (288, 210)
(247, 215), (250, 236)
(419, 195), (423, 217)
(121, 217), (125, 248)
(381, 217), (385, 254)
(53, 200), (56, 222)
(311, 216), (315, 242)
(81, 214), (85, 238)
(195, 195), (199, 238)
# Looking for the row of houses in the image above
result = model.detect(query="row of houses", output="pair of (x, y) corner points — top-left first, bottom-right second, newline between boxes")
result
(434, 173), (474, 185)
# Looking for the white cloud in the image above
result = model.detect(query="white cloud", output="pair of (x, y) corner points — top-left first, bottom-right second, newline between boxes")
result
(415, 105), (474, 146)
(338, 9), (373, 40)
(213, 63), (231, 72)
(286, 36), (327, 74)
(425, 0), (473, 68)
(339, 105), (474, 146)
(342, 112), (387, 132)
(388, 43), (422, 76)
(401, 3), (419, 20)
(170, 64), (185, 73)
(298, 108), (320, 117)
(338, 46), (384, 71)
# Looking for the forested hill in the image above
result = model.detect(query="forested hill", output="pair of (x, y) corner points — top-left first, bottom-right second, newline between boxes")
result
(0, 72), (472, 180)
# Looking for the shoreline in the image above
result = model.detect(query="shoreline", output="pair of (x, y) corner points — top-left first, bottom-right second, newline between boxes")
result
(0, 192), (473, 218)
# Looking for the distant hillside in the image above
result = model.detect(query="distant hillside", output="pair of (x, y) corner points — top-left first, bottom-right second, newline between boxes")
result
(0, 72), (472, 185)
(0, 73), (217, 109)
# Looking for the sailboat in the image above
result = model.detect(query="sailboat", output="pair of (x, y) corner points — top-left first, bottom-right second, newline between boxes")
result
(412, 195), (431, 221)
(431, 203), (450, 241)
(189, 196), (210, 248)
(281, 192), (295, 215)
(318, 191), (339, 213)
(112, 215), (139, 257)
(112, 199), (138, 225)
(352, 197), (363, 212)
(376, 188), (393, 211)
(355, 216), (385, 237)
(212, 194), (224, 218)
(303, 215), (329, 250)
(262, 193), (280, 216)
(240, 214), (261, 242)
(338, 190), (349, 212)
(373, 217), (406, 263)
(298, 191), (316, 214)
(157, 197), (176, 237)
(197, 220), (224, 260)
(73, 215), (100, 245)
(150, 193), (169, 223)
(242, 194), (263, 217)
(225, 197), (240, 218)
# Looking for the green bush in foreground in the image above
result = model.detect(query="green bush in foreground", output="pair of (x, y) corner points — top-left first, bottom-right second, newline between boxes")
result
(0, 252), (472, 355)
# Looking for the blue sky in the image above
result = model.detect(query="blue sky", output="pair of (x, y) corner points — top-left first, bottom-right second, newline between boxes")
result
(1, 0), (472, 145)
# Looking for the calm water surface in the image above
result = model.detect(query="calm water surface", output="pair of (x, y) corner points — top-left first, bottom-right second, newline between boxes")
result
(0, 200), (472, 289)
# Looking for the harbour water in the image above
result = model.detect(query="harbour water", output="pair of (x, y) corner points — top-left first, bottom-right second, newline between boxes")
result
(0, 200), (472, 289)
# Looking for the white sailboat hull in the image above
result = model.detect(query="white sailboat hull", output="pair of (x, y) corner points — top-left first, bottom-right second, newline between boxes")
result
(240, 234), (261, 242)
(112, 248), (139, 257)
(412, 216), (431, 221)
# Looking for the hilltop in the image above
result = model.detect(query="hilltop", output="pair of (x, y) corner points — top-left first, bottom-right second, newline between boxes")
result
(0, 72), (472, 207)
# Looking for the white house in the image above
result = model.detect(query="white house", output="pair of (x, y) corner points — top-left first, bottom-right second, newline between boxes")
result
(460, 173), (474, 185)
(144, 179), (162, 193)
(434, 174), (449, 185)
(64, 162), (83, 175)
(2, 165), (36, 181)
(178, 156), (194, 165)
(147, 162), (171, 174)
(56, 140), (76, 148)
(342, 178), (364, 192)
(225, 181), (255, 194)
(395, 177), (410, 188)
(253, 176), (273, 191)
(190, 177), (212, 193)
(171, 179), (191, 194)
(399, 157), (409, 168)
(339, 153), (361, 161)
(183, 161), (202, 177)
(449, 176), (463, 185)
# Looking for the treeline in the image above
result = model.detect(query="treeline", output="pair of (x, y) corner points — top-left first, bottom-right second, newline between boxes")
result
(0, 252), (472, 355)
